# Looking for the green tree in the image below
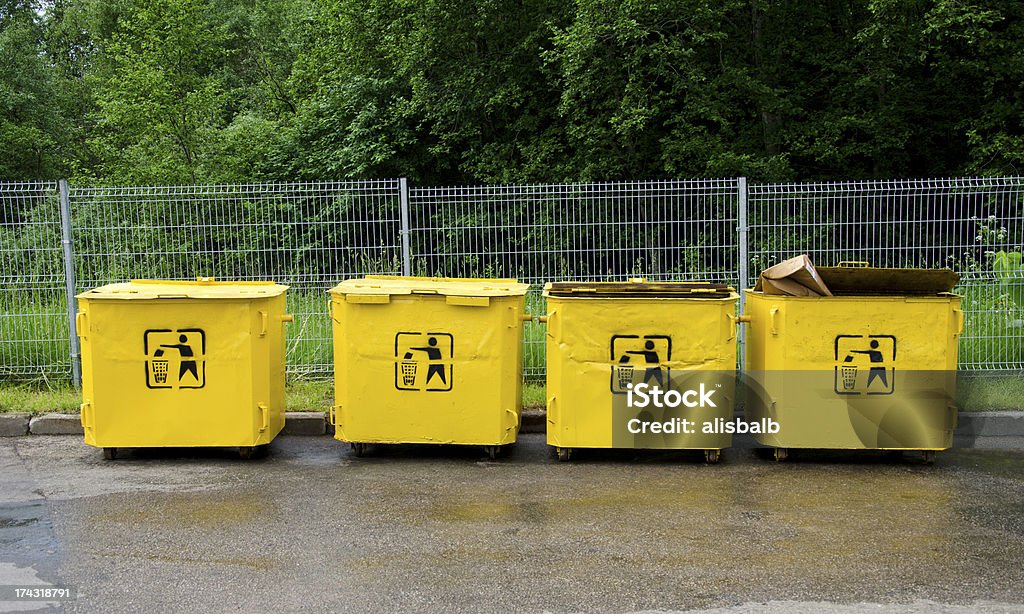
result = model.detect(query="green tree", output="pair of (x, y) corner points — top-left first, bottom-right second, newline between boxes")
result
(87, 0), (233, 183)
(289, 0), (568, 183)
(548, 0), (794, 181)
(922, 0), (1024, 175)
(0, 0), (67, 179)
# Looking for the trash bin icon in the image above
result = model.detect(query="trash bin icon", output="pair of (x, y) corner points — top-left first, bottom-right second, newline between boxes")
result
(840, 364), (857, 391)
(400, 360), (418, 386)
(76, 278), (293, 460)
(330, 276), (530, 460)
(151, 359), (169, 384)
(616, 364), (634, 389)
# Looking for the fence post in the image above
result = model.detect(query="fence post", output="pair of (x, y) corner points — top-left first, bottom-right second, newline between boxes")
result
(58, 179), (82, 388)
(736, 177), (749, 367)
(399, 177), (411, 276)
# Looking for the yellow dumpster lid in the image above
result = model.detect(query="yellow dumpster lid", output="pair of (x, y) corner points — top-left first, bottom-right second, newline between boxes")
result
(544, 280), (735, 298)
(76, 279), (288, 300)
(330, 275), (530, 297)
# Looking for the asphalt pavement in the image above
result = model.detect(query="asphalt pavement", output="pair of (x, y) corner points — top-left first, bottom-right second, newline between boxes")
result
(2, 435), (1024, 613)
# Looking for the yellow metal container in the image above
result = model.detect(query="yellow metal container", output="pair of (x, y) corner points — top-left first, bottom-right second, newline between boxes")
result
(544, 281), (740, 463)
(743, 272), (962, 459)
(330, 276), (530, 458)
(76, 279), (291, 459)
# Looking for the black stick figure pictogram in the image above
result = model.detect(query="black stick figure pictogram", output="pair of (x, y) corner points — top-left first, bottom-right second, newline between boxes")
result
(157, 334), (199, 382)
(845, 339), (887, 388)
(408, 336), (446, 386)
(623, 340), (663, 386)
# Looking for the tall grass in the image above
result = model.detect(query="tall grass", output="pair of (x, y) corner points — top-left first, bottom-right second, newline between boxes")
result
(0, 292), (72, 381)
(2, 282), (1021, 383)
(957, 281), (1024, 368)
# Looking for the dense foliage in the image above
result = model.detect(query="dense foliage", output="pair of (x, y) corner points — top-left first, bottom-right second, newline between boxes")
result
(1, 0), (1022, 184)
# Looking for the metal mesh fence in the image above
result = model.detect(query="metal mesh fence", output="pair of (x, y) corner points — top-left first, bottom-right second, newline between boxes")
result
(408, 180), (741, 379)
(2, 176), (1021, 382)
(747, 177), (1024, 370)
(0, 182), (68, 380)
(69, 181), (404, 377)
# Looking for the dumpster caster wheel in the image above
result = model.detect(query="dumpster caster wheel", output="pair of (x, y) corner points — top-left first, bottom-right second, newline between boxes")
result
(484, 445), (500, 461)
(773, 448), (789, 462)
(556, 447), (573, 462)
(704, 449), (720, 464)
(351, 443), (366, 458)
(238, 446), (255, 460)
(922, 450), (936, 464)
(102, 447), (117, 461)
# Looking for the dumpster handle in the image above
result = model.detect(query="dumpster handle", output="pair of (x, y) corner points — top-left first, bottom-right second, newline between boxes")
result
(544, 311), (558, 340)
(258, 403), (269, 432)
(536, 315), (549, 323)
(520, 314), (535, 322)
(328, 405), (337, 426)
(726, 314), (752, 340)
(75, 312), (87, 339)
(769, 307), (780, 335)
(838, 261), (870, 268)
(281, 314), (295, 324)
(954, 307), (964, 335)
(258, 311), (268, 336)
(79, 402), (93, 429)
(726, 314), (752, 341)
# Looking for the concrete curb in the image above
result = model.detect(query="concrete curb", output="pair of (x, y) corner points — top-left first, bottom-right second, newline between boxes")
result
(521, 410), (545, 434)
(956, 411), (1024, 437)
(29, 413), (84, 435)
(0, 413), (30, 437)
(953, 411), (1024, 449)
(282, 412), (327, 436)
(4, 411), (1024, 449)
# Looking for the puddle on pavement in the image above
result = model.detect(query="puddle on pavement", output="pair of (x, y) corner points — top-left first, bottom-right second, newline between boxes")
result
(90, 492), (268, 529)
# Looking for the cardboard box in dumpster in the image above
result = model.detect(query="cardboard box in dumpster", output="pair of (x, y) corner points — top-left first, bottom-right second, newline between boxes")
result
(755, 255), (832, 296)
(815, 265), (959, 295)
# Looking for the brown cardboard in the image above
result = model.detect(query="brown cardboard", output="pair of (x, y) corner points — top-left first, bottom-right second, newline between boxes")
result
(755, 255), (833, 297)
(817, 267), (959, 295)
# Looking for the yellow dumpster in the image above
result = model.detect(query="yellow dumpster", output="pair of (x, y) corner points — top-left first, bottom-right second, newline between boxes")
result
(76, 279), (292, 459)
(544, 280), (740, 463)
(330, 276), (530, 459)
(743, 265), (962, 461)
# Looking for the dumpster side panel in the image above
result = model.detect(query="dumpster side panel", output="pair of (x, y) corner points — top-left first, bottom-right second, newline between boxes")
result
(249, 294), (288, 444)
(332, 293), (525, 446)
(744, 291), (960, 450)
(546, 295), (737, 450)
(78, 299), (98, 447)
(82, 299), (261, 447)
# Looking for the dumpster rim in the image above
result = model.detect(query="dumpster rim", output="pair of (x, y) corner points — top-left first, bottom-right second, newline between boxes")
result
(76, 280), (289, 300)
(330, 275), (530, 298)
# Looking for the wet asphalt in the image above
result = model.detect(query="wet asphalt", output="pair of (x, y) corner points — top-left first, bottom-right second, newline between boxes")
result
(1, 435), (1023, 613)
